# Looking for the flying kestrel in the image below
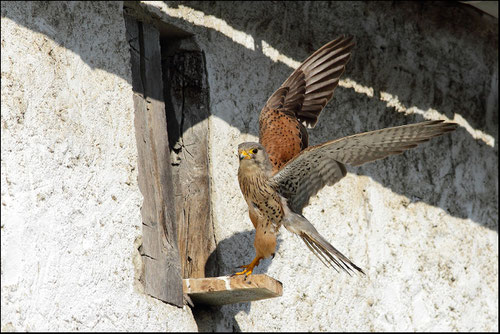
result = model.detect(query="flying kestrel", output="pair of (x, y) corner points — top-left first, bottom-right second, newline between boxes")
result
(234, 36), (457, 277)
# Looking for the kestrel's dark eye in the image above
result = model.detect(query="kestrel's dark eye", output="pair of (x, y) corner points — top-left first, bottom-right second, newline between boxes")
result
(252, 148), (258, 154)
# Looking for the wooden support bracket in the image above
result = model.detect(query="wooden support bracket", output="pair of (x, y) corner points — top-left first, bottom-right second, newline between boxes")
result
(183, 274), (283, 306)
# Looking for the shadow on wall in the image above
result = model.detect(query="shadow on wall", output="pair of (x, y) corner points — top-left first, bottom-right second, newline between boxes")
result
(205, 230), (279, 277)
(3, 1), (496, 231)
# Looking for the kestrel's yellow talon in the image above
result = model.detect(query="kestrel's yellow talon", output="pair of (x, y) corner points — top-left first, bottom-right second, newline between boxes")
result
(232, 256), (262, 277)
(232, 268), (247, 276)
(232, 269), (248, 276)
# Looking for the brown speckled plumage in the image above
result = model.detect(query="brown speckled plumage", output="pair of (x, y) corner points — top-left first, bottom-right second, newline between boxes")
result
(233, 37), (458, 278)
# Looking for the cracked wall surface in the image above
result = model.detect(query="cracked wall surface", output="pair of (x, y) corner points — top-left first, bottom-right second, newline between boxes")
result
(1, 1), (498, 332)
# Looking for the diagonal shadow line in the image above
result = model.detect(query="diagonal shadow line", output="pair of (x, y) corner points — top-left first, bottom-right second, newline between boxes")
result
(3, 1), (495, 143)
(1, 1), (496, 233)
(134, 1), (498, 232)
(165, 0), (498, 140)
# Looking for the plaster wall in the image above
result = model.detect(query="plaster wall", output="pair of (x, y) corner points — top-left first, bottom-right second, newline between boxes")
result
(1, 1), (197, 331)
(1, 1), (498, 332)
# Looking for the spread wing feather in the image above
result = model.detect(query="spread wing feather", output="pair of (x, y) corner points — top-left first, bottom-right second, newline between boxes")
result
(262, 35), (355, 127)
(272, 120), (457, 213)
(259, 36), (355, 172)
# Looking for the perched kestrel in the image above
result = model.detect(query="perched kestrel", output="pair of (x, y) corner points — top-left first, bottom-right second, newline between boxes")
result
(234, 36), (457, 277)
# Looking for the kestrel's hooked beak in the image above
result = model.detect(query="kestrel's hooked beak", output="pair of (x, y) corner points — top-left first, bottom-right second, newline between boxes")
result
(239, 150), (251, 160)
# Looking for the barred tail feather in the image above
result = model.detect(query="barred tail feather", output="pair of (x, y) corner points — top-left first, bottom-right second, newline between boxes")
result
(300, 229), (365, 275)
(282, 209), (364, 275)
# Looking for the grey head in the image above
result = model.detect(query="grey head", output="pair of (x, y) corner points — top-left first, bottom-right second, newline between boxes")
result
(237, 142), (273, 173)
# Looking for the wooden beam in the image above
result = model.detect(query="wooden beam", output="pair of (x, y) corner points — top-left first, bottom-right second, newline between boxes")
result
(125, 15), (183, 307)
(162, 41), (218, 279)
(183, 275), (283, 306)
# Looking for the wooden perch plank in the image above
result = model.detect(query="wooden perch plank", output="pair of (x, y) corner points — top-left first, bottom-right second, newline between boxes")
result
(183, 275), (283, 306)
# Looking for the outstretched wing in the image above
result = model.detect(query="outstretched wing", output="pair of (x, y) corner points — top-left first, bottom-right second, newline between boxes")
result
(259, 36), (355, 172)
(272, 120), (457, 213)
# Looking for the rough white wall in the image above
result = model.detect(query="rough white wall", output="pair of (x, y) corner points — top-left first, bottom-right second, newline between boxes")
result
(1, 1), (197, 331)
(1, 0), (497, 332)
(142, 1), (498, 332)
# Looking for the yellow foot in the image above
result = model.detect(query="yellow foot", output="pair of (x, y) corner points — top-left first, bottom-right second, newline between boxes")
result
(231, 256), (262, 279)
